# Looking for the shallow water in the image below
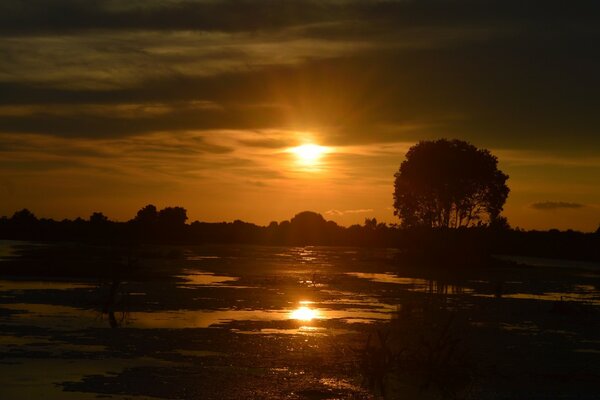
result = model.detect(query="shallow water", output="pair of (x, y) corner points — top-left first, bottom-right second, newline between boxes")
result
(1, 243), (599, 399)
(0, 240), (25, 259)
(0, 280), (94, 291)
(497, 254), (600, 271)
(177, 270), (240, 287)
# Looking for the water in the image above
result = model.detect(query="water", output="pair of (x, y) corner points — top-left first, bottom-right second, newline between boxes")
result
(1, 244), (599, 399)
(0, 240), (25, 259)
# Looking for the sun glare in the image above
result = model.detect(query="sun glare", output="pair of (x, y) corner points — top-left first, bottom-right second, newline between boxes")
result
(289, 144), (328, 166)
(290, 306), (319, 321)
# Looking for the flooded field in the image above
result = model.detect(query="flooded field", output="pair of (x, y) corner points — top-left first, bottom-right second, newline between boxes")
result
(1, 241), (599, 399)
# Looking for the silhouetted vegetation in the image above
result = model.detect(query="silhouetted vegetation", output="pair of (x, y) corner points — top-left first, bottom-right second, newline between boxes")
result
(360, 299), (473, 399)
(0, 207), (598, 264)
(394, 139), (509, 228)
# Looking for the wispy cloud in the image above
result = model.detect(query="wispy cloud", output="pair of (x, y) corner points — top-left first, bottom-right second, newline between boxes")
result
(0, 31), (379, 90)
(325, 208), (374, 216)
(496, 149), (600, 168)
(531, 201), (585, 210)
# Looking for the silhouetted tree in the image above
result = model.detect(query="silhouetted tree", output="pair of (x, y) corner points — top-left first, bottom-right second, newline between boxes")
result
(134, 204), (158, 224)
(11, 208), (37, 224)
(290, 211), (327, 227)
(157, 206), (188, 227)
(489, 215), (511, 232)
(376, 222), (388, 230)
(89, 212), (108, 224)
(288, 211), (338, 244)
(364, 218), (378, 230)
(393, 139), (509, 228)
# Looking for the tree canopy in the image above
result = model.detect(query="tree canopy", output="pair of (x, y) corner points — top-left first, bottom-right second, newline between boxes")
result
(393, 139), (509, 228)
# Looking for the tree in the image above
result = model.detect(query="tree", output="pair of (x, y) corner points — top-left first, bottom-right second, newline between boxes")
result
(290, 211), (328, 231)
(89, 212), (108, 224)
(364, 218), (378, 230)
(10, 209), (37, 225)
(133, 204), (158, 224)
(393, 139), (509, 228)
(288, 211), (339, 244)
(157, 206), (188, 227)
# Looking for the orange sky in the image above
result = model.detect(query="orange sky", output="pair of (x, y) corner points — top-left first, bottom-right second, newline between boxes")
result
(0, 1), (599, 231)
(1, 130), (598, 231)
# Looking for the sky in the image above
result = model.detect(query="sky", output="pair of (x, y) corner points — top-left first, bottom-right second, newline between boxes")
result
(1, 0), (599, 231)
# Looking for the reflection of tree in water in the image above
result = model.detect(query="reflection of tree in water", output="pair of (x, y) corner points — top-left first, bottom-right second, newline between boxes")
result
(359, 297), (473, 399)
(493, 279), (504, 298)
(101, 278), (130, 328)
(97, 252), (136, 328)
(426, 280), (469, 295)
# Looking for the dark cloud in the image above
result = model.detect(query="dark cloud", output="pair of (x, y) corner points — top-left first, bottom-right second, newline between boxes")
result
(0, 98), (288, 138)
(0, 0), (336, 35)
(0, 0), (599, 153)
(1, 0), (598, 35)
(531, 201), (585, 210)
(3, 42), (598, 152)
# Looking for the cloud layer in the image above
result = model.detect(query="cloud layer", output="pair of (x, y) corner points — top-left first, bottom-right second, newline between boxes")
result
(1, 0), (599, 149)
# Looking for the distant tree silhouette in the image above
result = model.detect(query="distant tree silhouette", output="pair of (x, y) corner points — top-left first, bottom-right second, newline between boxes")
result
(364, 218), (378, 230)
(290, 211), (327, 227)
(134, 204), (158, 224)
(11, 208), (37, 224)
(288, 211), (338, 245)
(89, 212), (108, 224)
(0, 205), (598, 263)
(393, 139), (509, 228)
(157, 206), (188, 227)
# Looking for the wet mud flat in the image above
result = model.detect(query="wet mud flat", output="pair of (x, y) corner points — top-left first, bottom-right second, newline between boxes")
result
(1, 242), (599, 399)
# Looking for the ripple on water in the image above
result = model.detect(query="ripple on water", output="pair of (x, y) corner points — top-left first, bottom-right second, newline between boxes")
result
(0, 280), (94, 291)
(177, 270), (239, 287)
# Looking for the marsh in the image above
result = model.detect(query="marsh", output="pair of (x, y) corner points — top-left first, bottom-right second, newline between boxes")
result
(1, 241), (599, 399)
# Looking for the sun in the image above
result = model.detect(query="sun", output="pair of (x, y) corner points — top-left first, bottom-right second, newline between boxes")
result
(290, 306), (319, 321)
(289, 144), (328, 165)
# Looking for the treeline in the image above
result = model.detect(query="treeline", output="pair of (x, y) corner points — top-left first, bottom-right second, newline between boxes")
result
(0, 206), (599, 263)
(0, 207), (397, 246)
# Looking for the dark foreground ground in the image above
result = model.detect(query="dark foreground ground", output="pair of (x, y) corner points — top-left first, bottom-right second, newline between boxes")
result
(0, 241), (599, 399)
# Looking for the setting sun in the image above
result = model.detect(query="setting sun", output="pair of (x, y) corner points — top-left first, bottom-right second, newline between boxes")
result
(289, 144), (329, 166)
(290, 306), (319, 321)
